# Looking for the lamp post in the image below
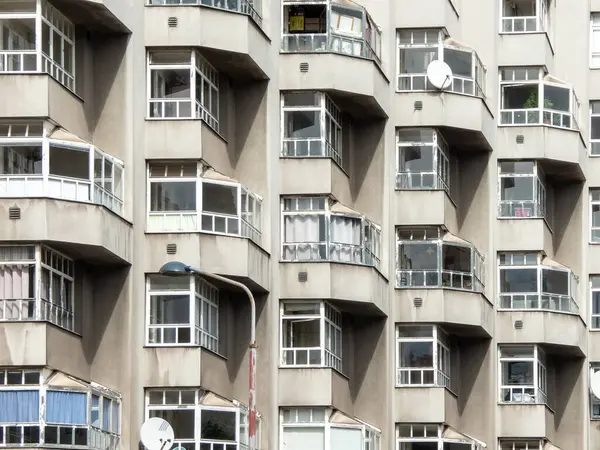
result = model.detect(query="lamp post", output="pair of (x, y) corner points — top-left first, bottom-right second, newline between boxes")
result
(159, 261), (257, 450)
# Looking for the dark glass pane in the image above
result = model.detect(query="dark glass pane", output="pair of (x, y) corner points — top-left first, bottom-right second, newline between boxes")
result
(442, 245), (471, 273)
(200, 410), (236, 441)
(500, 268), (538, 293)
(542, 269), (569, 295)
(399, 243), (438, 270)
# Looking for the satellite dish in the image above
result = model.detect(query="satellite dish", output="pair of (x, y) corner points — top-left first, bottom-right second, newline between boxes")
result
(140, 417), (175, 450)
(591, 371), (600, 399)
(426, 60), (453, 90)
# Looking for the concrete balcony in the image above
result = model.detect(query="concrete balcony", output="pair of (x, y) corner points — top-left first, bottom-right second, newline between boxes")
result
(496, 311), (586, 356)
(279, 262), (388, 315)
(496, 219), (553, 256)
(144, 233), (269, 292)
(280, 158), (350, 204)
(278, 368), (352, 416)
(394, 289), (493, 337)
(279, 53), (389, 120)
(498, 33), (554, 72)
(498, 404), (555, 440)
(145, 5), (268, 80)
(50, 0), (130, 32)
(393, 387), (458, 428)
(0, 199), (131, 265)
(394, 0), (459, 38)
(394, 190), (458, 235)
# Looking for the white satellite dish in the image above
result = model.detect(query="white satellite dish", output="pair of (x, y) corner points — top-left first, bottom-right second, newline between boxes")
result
(591, 370), (600, 399)
(426, 60), (453, 90)
(140, 417), (175, 450)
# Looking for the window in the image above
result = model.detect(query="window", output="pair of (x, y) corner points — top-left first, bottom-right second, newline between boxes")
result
(396, 424), (484, 450)
(499, 345), (547, 404)
(146, 0), (262, 27)
(499, 67), (580, 129)
(396, 29), (486, 98)
(498, 161), (546, 219)
(0, 245), (76, 332)
(591, 363), (600, 418)
(281, 92), (342, 167)
(396, 128), (450, 193)
(281, 407), (380, 450)
(281, 196), (381, 268)
(501, 0), (549, 33)
(499, 442), (543, 450)
(281, 0), (381, 63)
(396, 325), (451, 389)
(147, 162), (262, 243)
(498, 252), (578, 313)
(0, 121), (125, 215)
(592, 189), (600, 242)
(591, 276), (600, 329)
(591, 102), (600, 155)
(396, 227), (485, 291)
(0, 368), (120, 449)
(592, 14), (600, 68)
(146, 274), (219, 351)
(280, 301), (342, 372)
(146, 388), (254, 450)
(147, 50), (219, 131)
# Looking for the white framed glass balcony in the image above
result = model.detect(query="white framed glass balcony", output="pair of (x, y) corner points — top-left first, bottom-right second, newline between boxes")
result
(591, 189), (600, 242)
(0, 121), (124, 216)
(592, 14), (600, 68)
(498, 252), (579, 314)
(280, 300), (342, 372)
(498, 161), (546, 219)
(281, 196), (381, 268)
(500, 0), (549, 34)
(396, 423), (485, 450)
(499, 441), (544, 450)
(591, 363), (600, 418)
(395, 325), (451, 389)
(397, 29), (487, 98)
(147, 49), (219, 132)
(281, 0), (382, 64)
(499, 345), (547, 404)
(499, 67), (580, 130)
(281, 407), (380, 450)
(0, 0), (75, 91)
(396, 227), (485, 292)
(0, 244), (75, 333)
(146, 0), (262, 28)
(147, 161), (262, 244)
(591, 101), (600, 155)
(281, 91), (342, 167)
(396, 128), (450, 193)
(590, 276), (600, 330)
(0, 368), (120, 448)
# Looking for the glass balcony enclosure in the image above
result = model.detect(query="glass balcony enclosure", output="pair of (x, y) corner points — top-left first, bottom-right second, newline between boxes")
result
(397, 28), (487, 98)
(282, 196), (381, 269)
(0, 121), (124, 216)
(0, 0), (76, 92)
(146, 0), (262, 28)
(498, 161), (547, 219)
(396, 424), (485, 450)
(499, 345), (547, 405)
(396, 227), (485, 292)
(501, 0), (549, 33)
(499, 67), (580, 130)
(281, 0), (382, 64)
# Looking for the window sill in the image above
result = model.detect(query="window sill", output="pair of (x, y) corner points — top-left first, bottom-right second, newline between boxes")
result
(145, 116), (225, 143)
(395, 286), (482, 294)
(0, 319), (81, 337)
(497, 216), (553, 233)
(395, 384), (457, 397)
(279, 364), (348, 380)
(280, 259), (384, 278)
(498, 401), (554, 413)
(498, 122), (578, 133)
(497, 308), (579, 316)
(280, 155), (349, 178)
(395, 187), (456, 207)
(144, 344), (227, 360)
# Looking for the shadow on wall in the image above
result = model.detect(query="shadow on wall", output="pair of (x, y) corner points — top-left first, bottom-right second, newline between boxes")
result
(456, 337), (490, 416)
(552, 181), (583, 267)
(350, 119), (386, 204)
(551, 354), (583, 445)
(350, 316), (385, 404)
(457, 151), (490, 232)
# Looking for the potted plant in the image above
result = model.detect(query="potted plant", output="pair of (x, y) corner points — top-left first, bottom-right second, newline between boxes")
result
(542, 99), (553, 124)
(523, 91), (539, 123)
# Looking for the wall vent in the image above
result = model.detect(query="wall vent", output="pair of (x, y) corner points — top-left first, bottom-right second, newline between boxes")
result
(514, 320), (524, 329)
(8, 206), (20, 220)
(414, 101), (423, 111)
(166, 243), (177, 255)
(168, 17), (178, 27)
(298, 271), (308, 282)
(299, 62), (309, 73)
(413, 297), (423, 308)
(516, 135), (525, 144)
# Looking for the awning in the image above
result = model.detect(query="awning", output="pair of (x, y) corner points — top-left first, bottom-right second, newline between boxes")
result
(443, 38), (475, 52)
(541, 257), (569, 270)
(543, 74), (569, 86)
(48, 127), (89, 145)
(329, 410), (363, 426)
(200, 391), (236, 408)
(45, 371), (88, 390)
(202, 167), (238, 184)
(442, 231), (471, 247)
(544, 442), (561, 450)
(443, 426), (487, 448)
(330, 201), (362, 217)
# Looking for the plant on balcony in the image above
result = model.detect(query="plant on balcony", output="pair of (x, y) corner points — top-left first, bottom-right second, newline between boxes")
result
(523, 92), (554, 124)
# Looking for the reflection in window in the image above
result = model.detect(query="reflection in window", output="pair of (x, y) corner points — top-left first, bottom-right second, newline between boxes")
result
(498, 161), (546, 219)
(499, 346), (547, 404)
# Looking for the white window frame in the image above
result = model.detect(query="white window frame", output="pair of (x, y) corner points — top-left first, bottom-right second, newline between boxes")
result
(396, 29), (487, 98)
(146, 0), (263, 27)
(590, 276), (600, 330)
(500, 0), (549, 34)
(592, 189), (600, 242)
(499, 441), (543, 450)
(498, 345), (547, 405)
(591, 363), (600, 418)
(395, 423), (483, 450)
(280, 300), (342, 372)
(499, 67), (580, 130)
(497, 161), (546, 219)
(591, 13), (600, 68)
(280, 92), (343, 168)
(590, 101), (600, 155)
(395, 325), (451, 389)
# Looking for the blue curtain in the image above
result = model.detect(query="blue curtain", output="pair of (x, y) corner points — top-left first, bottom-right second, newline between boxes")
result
(46, 391), (87, 425)
(0, 390), (40, 423)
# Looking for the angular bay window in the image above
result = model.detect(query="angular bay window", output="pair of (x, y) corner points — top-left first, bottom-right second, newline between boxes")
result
(281, 196), (381, 268)
(146, 0), (262, 27)
(281, 407), (380, 450)
(499, 67), (580, 129)
(146, 274), (219, 352)
(396, 227), (485, 292)
(396, 325), (451, 389)
(147, 162), (262, 243)
(280, 300), (342, 372)
(396, 128), (450, 193)
(147, 50), (219, 131)
(0, 122), (124, 215)
(397, 29), (486, 98)
(498, 161), (546, 219)
(396, 424), (485, 450)
(0, 0), (75, 91)
(0, 245), (75, 332)
(501, 0), (549, 33)
(498, 252), (578, 313)
(281, 92), (342, 167)
(499, 345), (547, 404)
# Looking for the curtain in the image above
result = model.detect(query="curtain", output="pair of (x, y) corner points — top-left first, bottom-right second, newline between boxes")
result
(0, 390), (39, 423)
(283, 427), (325, 450)
(0, 264), (31, 299)
(330, 216), (361, 263)
(283, 215), (323, 260)
(46, 391), (87, 425)
(330, 428), (362, 450)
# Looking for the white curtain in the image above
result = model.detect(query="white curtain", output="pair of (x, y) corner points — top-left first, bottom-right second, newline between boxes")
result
(283, 427), (325, 450)
(330, 428), (362, 450)
(284, 215), (323, 260)
(0, 264), (32, 320)
(330, 216), (361, 263)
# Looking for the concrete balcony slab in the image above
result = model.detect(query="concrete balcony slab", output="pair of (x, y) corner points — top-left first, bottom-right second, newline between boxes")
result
(394, 0), (459, 38)
(498, 33), (554, 72)
(393, 387), (459, 427)
(496, 219), (553, 256)
(498, 404), (555, 440)
(393, 190), (458, 235)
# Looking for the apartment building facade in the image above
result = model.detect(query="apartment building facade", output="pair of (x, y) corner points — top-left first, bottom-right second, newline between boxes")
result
(0, 0), (599, 449)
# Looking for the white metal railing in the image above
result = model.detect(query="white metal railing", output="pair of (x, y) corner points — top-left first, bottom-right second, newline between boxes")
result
(396, 269), (479, 291)
(147, 0), (262, 27)
(282, 33), (328, 52)
(501, 16), (540, 33)
(0, 298), (74, 332)
(0, 424), (40, 445)
(201, 212), (241, 235)
(498, 200), (544, 218)
(283, 242), (377, 266)
(41, 54), (75, 92)
(197, 327), (218, 352)
(148, 324), (192, 345)
(500, 386), (546, 404)
(282, 138), (343, 167)
(281, 347), (322, 366)
(396, 367), (435, 385)
(94, 185), (124, 216)
(0, 51), (37, 72)
(499, 293), (579, 314)
(195, 100), (219, 132)
(147, 212), (198, 232)
(199, 441), (238, 450)
(395, 172), (449, 192)
(500, 108), (575, 129)
(149, 99), (194, 119)
(281, 32), (381, 64)
(325, 349), (342, 372)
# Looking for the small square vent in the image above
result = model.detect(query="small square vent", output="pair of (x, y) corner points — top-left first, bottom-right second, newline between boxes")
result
(516, 135), (525, 144)
(413, 297), (423, 308)
(8, 206), (20, 220)
(298, 271), (308, 282)
(514, 320), (524, 329)
(166, 243), (177, 255)
(168, 17), (178, 27)
(299, 62), (309, 72)
(414, 101), (423, 111)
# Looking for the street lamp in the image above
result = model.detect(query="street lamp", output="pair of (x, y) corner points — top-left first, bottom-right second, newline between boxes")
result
(159, 261), (258, 450)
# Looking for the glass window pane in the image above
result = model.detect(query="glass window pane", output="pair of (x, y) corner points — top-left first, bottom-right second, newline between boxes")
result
(150, 295), (190, 324)
(151, 69), (191, 99)
(399, 146), (434, 172)
(283, 92), (320, 107)
(0, 146), (42, 174)
(442, 245), (471, 273)
(444, 48), (472, 77)
(544, 84), (570, 112)
(399, 243), (438, 270)
(49, 146), (89, 179)
(501, 177), (534, 201)
(284, 111), (321, 138)
(200, 410), (236, 441)
(502, 361), (534, 385)
(150, 181), (196, 211)
(398, 48), (438, 74)
(202, 183), (237, 215)
(399, 341), (433, 368)
(149, 410), (194, 439)
(500, 268), (538, 293)
(541, 269), (569, 295)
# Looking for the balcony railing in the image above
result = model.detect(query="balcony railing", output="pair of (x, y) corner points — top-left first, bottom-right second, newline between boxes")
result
(499, 108), (574, 129)
(501, 15), (542, 33)
(282, 241), (380, 268)
(499, 292), (579, 314)
(147, 0), (262, 27)
(498, 200), (545, 219)
(0, 298), (74, 332)
(396, 269), (480, 292)
(500, 386), (547, 404)
(396, 368), (450, 388)
(281, 32), (381, 65)
(396, 172), (449, 192)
